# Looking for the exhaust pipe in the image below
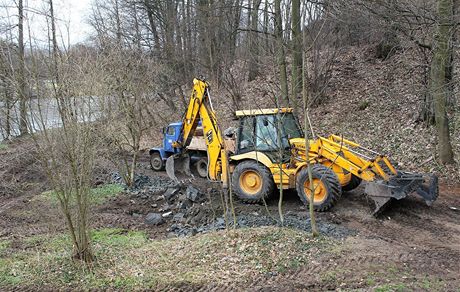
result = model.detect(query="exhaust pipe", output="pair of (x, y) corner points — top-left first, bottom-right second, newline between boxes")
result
(365, 172), (438, 216)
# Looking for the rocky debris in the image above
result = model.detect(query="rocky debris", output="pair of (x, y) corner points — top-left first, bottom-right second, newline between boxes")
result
(111, 172), (178, 191)
(168, 213), (354, 239)
(186, 185), (205, 202)
(173, 212), (185, 223)
(162, 211), (173, 218)
(145, 213), (164, 225)
(126, 174), (354, 239)
(164, 187), (180, 202)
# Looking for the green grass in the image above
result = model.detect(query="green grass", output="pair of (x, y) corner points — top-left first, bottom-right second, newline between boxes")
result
(90, 184), (124, 204)
(0, 226), (327, 290)
(0, 239), (10, 256)
(375, 283), (408, 292)
(0, 143), (7, 151)
(39, 184), (123, 206)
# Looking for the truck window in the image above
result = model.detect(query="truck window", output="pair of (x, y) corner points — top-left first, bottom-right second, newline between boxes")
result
(167, 127), (175, 135)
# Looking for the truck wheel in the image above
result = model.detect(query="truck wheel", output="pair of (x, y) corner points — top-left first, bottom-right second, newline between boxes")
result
(342, 174), (362, 192)
(150, 152), (164, 171)
(296, 164), (342, 212)
(232, 160), (274, 203)
(195, 157), (208, 178)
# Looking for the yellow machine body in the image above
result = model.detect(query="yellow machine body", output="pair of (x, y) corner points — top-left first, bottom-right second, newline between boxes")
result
(165, 78), (438, 215)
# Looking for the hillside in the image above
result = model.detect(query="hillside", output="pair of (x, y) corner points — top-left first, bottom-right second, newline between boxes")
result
(146, 45), (459, 182)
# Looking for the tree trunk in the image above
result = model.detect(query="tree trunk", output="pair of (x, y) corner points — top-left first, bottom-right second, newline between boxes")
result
(302, 54), (318, 237)
(144, 0), (161, 53)
(3, 77), (11, 139)
(248, 0), (262, 81)
(291, 0), (302, 100)
(275, 0), (288, 104)
(114, 0), (122, 46)
(431, 0), (455, 164)
(18, 0), (28, 135)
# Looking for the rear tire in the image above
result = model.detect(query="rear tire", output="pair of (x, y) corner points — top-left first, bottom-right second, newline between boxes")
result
(342, 174), (362, 192)
(232, 160), (274, 203)
(195, 157), (208, 178)
(150, 152), (164, 171)
(296, 164), (342, 212)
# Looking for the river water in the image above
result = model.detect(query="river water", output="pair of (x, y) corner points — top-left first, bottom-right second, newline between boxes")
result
(0, 96), (108, 142)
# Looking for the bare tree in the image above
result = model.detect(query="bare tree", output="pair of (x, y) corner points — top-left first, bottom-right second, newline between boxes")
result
(17, 0), (28, 135)
(290, 0), (302, 100)
(248, 0), (262, 81)
(274, 0), (289, 104)
(431, 0), (455, 164)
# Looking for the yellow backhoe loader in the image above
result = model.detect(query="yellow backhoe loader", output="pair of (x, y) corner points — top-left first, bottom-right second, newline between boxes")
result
(165, 78), (438, 215)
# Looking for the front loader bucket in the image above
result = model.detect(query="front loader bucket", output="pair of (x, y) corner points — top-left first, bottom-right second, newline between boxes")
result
(365, 172), (438, 216)
(166, 154), (193, 183)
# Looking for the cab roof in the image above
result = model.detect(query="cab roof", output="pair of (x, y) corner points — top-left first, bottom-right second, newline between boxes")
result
(235, 108), (293, 117)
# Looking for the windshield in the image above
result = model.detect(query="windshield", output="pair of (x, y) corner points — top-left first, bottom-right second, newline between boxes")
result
(237, 112), (303, 154)
(280, 113), (303, 140)
(254, 112), (303, 151)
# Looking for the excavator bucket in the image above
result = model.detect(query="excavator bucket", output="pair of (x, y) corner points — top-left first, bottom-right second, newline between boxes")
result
(365, 172), (438, 216)
(166, 153), (193, 183)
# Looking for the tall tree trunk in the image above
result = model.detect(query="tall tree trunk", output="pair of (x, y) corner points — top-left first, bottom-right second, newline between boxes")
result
(18, 0), (28, 135)
(291, 0), (302, 100)
(144, 0), (160, 53)
(132, 2), (142, 52)
(431, 0), (455, 164)
(248, 0), (262, 81)
(3, 76), (11, 138)
(274, 0), (289, 104)
(114, 0), (122, 46)
(263, 0), (269, 48)
(302, 55), (319, 237)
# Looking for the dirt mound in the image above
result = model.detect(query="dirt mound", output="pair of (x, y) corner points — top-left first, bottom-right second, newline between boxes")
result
(98, 172), (354, 240)
(0, 137), (47, 200)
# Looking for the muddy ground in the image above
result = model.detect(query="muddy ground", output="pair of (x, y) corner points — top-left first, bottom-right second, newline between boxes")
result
(0, 147), (459, 290)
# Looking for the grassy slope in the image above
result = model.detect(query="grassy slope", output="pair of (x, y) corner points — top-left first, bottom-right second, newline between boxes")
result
(0, 226), (328, 290)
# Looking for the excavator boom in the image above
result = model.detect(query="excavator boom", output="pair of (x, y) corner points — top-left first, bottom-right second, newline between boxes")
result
(166, 78), (229, 188)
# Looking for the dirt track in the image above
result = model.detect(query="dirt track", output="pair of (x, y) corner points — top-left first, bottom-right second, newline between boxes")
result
(1, 150), (459, 290)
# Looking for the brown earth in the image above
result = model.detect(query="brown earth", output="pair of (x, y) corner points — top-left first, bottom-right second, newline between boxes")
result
(1, 44), (459, 289)
(1, 146), (459, 290)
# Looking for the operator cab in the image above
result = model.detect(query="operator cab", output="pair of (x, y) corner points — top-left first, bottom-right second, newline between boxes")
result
(162, 122), (182, 153)
(235, 108), (303, 160)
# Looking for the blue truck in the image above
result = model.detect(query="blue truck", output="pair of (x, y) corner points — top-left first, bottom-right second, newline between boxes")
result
(149, 122), (208, 178)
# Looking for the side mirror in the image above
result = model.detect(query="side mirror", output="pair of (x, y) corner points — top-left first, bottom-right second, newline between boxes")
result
(263, 118), (269, 127)
(162, 127), (166, 134)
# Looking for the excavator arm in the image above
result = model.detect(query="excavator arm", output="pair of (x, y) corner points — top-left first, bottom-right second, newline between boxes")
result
(167, 78), (229, 188)
(316, 135), (438, 214)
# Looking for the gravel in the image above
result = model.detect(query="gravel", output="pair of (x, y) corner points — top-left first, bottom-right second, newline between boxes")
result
(169, 213), (354, 239)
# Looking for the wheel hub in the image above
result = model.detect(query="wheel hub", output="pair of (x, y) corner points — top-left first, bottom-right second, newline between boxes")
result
(153, 159), (161, 168)
(240, 170), (262, 195)
(304, 178), (327, 203)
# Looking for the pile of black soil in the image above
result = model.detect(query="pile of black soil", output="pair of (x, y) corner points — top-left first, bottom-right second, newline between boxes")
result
(115, 174), (356, 240)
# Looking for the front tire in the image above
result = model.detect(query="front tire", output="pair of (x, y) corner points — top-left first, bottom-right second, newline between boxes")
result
(232, 160), (275, 203)
(296, 164), (342, 212)
(150, 152), (164, 171)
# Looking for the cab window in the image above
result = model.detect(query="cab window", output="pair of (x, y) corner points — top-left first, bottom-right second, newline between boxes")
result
(238, 116), (255, 152)
(255, 115), (278, 151)
(167, 126), (175, 135)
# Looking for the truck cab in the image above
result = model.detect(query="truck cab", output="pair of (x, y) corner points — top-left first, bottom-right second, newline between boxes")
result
(149, 121), (208, 177)
(149, 122), (182, 172)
